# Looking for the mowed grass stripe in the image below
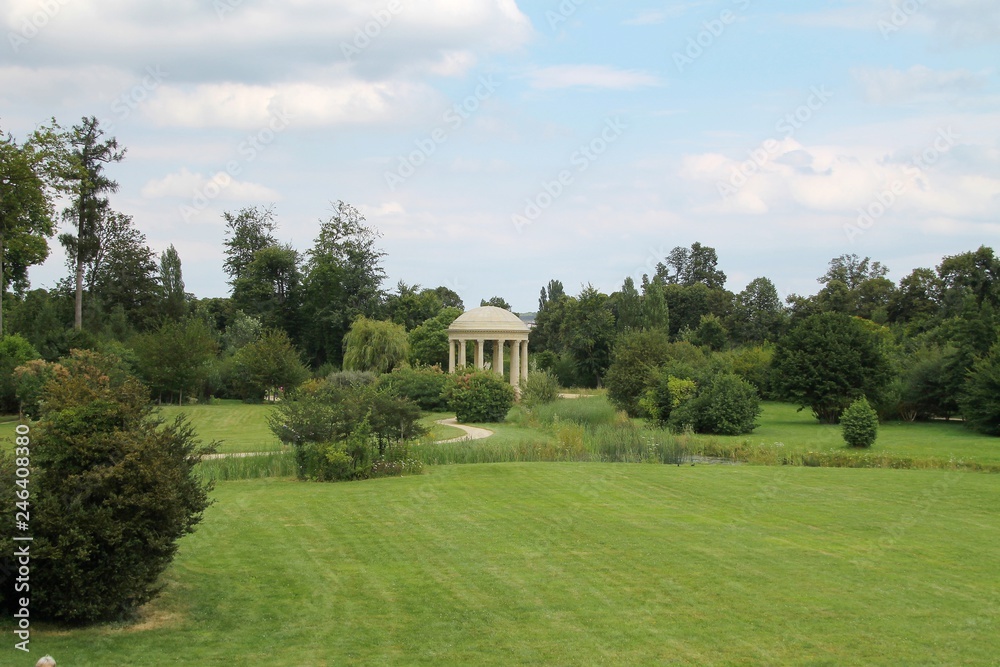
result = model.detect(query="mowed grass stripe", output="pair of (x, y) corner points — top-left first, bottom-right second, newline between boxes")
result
(21, 464), (1000, 666)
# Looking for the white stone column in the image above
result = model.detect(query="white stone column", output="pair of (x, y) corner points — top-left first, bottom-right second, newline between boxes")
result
(475, 339), (484, 369)
(520, 340), (529, 382)
(493, 339), (503, 375)
(458, 339), (466, 368)
(510, 339), (520, 388)
(448, 338), (456, 373)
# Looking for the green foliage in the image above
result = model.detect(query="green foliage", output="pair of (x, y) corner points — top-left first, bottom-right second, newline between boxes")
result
(23, 349), (213, 624)
(343, 316), (409, 374)
(230, 329), (309, 401)
(529, 395), (620, 428)
(407, 306), (461, 367)
(691, 313), (728, 351)
(230, 243), (302, 337)
(960, 345), (1000, 435)
(841, 396), (879, 448)
(132, 318), (218, 403)
(379, 366), (450, 411)
(443, 369), (516, 423)
(13, 357), (57, 419)
(269, 379), (424, 481)
(604, 329), (672, 416)
(0, 334), (40, 412)
(772, 312), (895, 423)
(728, 345), (774, 398)
(562, 286), (616, 388)
(520, 370), (560, 408)
(693, 373), (762, 435)
(640, 373), (697, 426)
(299, 201), (386, 368)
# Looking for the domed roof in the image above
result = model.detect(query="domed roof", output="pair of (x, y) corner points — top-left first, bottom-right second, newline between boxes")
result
(448, 306), (530, 334)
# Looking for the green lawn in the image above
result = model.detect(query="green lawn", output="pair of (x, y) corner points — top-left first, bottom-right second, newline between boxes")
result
(14, 464), (999, 666)
(715, 402), (1000, 464)
(156, 400), (286, 454)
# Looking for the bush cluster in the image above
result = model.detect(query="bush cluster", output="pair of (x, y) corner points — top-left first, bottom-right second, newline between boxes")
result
(520, 370), (560, 408)
(378, 366), (450, 411)
(442, 369), (515, 423)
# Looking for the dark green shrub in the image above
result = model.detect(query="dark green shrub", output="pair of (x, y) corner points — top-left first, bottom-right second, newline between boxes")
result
(605, 330), (672, 416)
(379, 366), (450, 411)
(13, 358), (57, 419)
(841, 397), (879, 448)
(960, 346), (1000, 435)
(0, 334), (40, 412)
(20, 350), (214, 624)
(443, 369), (515, 423)
(695, 373), (761, 435)
(520, 370), (560, 408)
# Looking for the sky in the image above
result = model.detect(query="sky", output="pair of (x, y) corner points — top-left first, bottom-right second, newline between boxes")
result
(2, 0), (998, 313)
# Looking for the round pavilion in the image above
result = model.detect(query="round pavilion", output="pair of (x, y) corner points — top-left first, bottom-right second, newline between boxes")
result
(447, 306), (530, 389)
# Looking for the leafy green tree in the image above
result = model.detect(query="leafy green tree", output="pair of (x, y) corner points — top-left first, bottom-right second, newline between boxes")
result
(0, 124), (61, 336)
(82, 211), (160, 333)
(385, 282), (443, 331)
(641, 281), (669, 332)
(562, 286), (615, 387)
(841, 397), (879, 448)
(819, 254), (889, 290)
(530, 280), (568, 354)
(133, 318), (218, 404)
(378, 366), (450, 411)
(26, 349), (213, 623)
(655, 242), (727, 289)
(224, 310), (263, 351)
(432, 285), (464, 310)
(160, 244), (187, 321)
(60, 117), (125, 330)
(960, 344), (1000, 435)
(0, 334), (40, 412)
(605, 329), (673, 416)
(611, 276), (642, 333)
(408, 306), (462, 367)
(731, 277), (784, 343)
(480, 296), (512, 310)
(300, 201), (386, 367)
(231, 244), (302, 337)
(230, 329), (309, 401)
(692, 314), (728, 351)
(937, 246), (999, 312)
(772, 312), (895, 423)
(888, 267), (940, 327)
(222, 205), (278, 286)
(343, 317), (409, 374)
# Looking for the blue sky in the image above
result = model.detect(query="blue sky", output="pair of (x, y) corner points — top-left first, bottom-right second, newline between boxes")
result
(3, 0), (998, 312)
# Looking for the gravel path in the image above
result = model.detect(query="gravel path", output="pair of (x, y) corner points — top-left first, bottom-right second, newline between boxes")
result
(434, 418), (495, 444)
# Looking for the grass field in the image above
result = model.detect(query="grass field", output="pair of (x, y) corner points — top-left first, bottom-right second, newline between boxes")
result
(156, 400), (285, 454)
(713, 402), (1000, 464)
(13, 464), (999, 666)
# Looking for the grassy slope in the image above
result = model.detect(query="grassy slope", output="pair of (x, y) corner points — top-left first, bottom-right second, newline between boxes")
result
(20, 464), (1000, 666)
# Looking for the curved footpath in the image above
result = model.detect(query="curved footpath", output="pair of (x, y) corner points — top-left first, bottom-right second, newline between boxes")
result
(203, 417), (494, 459)
(433, 418), (494, 444)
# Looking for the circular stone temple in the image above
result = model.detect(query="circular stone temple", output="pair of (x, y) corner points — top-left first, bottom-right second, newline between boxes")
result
(447, 306), (530, 389)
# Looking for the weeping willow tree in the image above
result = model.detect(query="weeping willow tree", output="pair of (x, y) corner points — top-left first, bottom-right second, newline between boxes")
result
(342, 317), (409, 374)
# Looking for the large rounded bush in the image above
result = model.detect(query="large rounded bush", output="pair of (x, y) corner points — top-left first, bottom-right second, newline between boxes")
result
(443, 369), (515, 423)
(841, 396), (879, 448)
(959, 346), (1000, 436)
(695, 373), (761, 435)
(379, 366), (450, 411)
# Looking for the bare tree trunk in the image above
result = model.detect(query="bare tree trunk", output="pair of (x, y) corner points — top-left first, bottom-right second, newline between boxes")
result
(74, 254), (84, 330)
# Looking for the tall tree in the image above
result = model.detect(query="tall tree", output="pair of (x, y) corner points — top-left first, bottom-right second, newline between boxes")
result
(655, 242), (727, 290)
(300, 201), (386, 367)
(231, 244), (302, 337)
(641, 280), (670, 332)
(562, 285), (616, 387)
(732, 277), (784, 343)
(82, 211), (160, 332)
(222, 205), (278, 286)
(0, 123), (62, 336)
(60, 117), (125, 330)
(160, 244), (187, 321)
(612, 276), (642, 333)
(818, 254), (889, 290)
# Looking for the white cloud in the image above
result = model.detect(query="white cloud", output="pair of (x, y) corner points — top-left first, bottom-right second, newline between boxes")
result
(141, 168), (280, 202)
(853, 65), (988, 105)
(522, 65), (661, 91)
